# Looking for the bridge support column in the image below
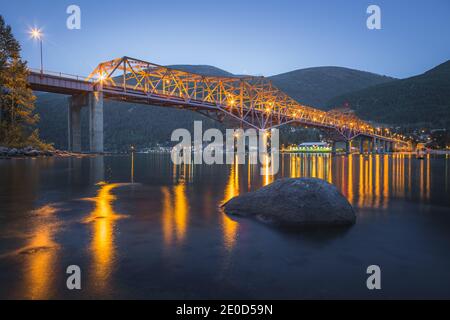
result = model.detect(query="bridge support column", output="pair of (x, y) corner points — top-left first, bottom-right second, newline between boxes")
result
(359, 139), (364, 154)
(332, 142), (337, 154)
(345, 140), (351, 154)
(378, 140), (383, 154)
(372, 138), (378, 153)
(89, 91), (104, 153)
(68, 95), (84, 152)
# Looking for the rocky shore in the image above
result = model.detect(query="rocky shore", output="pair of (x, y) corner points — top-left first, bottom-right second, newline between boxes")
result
(0, 146), (94, 158)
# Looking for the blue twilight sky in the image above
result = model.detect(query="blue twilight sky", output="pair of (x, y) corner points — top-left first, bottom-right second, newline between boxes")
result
(1, 0), (449, 78)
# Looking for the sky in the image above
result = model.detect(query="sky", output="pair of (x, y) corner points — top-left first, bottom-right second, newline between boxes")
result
(1, 0), (449, 78)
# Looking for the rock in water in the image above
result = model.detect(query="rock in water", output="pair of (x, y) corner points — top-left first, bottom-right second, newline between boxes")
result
(223, 178), (356, 226)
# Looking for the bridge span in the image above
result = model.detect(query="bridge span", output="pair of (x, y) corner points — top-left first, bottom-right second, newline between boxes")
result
(27, 57), (408, 153)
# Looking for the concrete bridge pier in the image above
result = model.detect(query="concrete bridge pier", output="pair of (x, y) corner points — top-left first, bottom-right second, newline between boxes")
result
(378, 140), (384, 154)
(345, 140), (351, 154)
(382, 140), (387, 154)
(386, 141), (392, 153)
(332, 142), (337, 154)
(370, 138), (375, 153)
(89, 91), (104, 153)
(359, 139), (364, 154)
(68, 94), (85, 152)
(67, 90), (104, 153)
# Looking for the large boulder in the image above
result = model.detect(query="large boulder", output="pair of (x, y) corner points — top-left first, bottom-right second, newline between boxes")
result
(223, 178), (356, 226)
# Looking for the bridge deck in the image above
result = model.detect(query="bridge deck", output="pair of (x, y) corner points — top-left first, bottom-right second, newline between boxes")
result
(27, 62), (408, 146)
(28, 71), (93, 95)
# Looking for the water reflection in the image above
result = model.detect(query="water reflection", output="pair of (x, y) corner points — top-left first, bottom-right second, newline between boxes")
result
(162, 183), (189, 246)
(149, 152), (435, 213)
(85, 182), (128, 292)
(0, 152), (449, 299)
(261, 153), (277, 186)
(23, 205), (60, 300)
(222, 160), (240, 251)
(282, 153), (434, 209)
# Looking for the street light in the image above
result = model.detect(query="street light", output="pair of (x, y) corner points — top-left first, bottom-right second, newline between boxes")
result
(29, 28), (43, 75)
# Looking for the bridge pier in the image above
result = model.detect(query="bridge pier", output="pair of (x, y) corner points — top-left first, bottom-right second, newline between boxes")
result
(89, 91), (104, 153)
(382, 140), (387, 154)
(372, 138), (378, 153)
(68, 95), (85, 152)
(378, 139), (383, 154)
(345, 140), (351, 154)
(386, 141), (392, 153)
(332, 142), (337, 154)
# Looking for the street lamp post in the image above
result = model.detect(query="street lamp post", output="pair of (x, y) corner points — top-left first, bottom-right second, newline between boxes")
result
(30, 28), (43, 75)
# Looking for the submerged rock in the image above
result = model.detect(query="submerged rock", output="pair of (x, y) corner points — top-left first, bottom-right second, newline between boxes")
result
(223, 178), (356, 226)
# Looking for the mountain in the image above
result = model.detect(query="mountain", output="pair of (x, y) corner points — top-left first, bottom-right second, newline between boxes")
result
(168, 65), (233, 77)
(269, 66), (395, 108)
(326, 61), (450, 128)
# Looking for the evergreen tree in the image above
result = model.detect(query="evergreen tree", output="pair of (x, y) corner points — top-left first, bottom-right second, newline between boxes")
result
(0, 15), (45, 148)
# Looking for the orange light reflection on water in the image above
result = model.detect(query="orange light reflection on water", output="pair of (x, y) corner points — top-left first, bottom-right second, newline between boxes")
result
(85, 182), (128, 293)
(23, 205), (59, 300)
(285, 153), (427, 209)
(222, 159), (240, 251)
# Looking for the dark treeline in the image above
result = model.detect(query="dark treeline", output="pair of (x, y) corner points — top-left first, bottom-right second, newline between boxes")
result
(0, 15), (50, 150)
(35, 93), (320, 152)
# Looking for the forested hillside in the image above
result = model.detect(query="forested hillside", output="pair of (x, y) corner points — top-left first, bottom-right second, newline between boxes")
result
(269, 66), (395, 107)
(326, 61), (450, 128)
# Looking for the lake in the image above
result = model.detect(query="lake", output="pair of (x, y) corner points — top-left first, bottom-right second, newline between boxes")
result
(0, 153), (449, 299)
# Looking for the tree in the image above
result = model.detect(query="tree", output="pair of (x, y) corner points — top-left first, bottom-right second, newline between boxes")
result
(0, 15), (47, 148)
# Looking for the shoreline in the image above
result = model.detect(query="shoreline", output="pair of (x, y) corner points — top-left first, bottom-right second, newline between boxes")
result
(0, 146), (101, 159)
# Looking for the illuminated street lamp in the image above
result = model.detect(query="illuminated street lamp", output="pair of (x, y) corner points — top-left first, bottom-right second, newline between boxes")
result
(29, 28), (43, 75)
(98, 73), (106, 82)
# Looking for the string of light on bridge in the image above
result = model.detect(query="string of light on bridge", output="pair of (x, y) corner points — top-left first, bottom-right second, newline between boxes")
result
(86, 56), (408, 146)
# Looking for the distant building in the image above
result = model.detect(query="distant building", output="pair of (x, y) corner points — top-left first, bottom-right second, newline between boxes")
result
(298, 142), (329, 148)
(284, 142), (331, 153)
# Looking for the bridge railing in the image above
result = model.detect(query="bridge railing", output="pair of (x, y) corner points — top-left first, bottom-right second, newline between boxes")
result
(28, 68), (94, 83)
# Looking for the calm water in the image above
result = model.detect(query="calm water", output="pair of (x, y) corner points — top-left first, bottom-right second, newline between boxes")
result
(0, 153), (449, 299)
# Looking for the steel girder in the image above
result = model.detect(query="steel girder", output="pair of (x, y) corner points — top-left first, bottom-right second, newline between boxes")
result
(87, 56), (406, 145)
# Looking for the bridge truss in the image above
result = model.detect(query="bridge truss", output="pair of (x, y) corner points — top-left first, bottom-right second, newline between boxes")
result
(87, 56), (405, 144)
